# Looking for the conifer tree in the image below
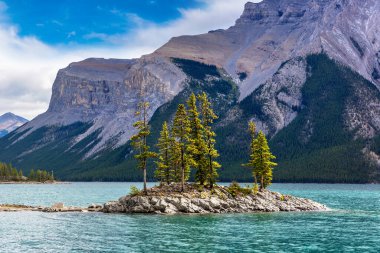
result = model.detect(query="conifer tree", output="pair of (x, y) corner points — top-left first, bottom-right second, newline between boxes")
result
(198, 92), (220, 188)
(242, 121), (259, 189)
(252, 131), (277, 190)
(169, 132), (182, 182)
(131, 101), (157, 194)
(155, 121), (172, 185)
(29, 169), (35, 181)
(172, 104), (191, 192)
(187, 93), (208, 185)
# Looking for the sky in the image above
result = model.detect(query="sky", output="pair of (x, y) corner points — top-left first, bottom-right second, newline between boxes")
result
(0, 0), (259, 120)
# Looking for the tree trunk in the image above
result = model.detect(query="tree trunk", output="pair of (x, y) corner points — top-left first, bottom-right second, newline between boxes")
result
(209, 154), (213, 189)
(260, 175), (264, 192)
(143, 167), (147, 195)
(181, 148), (185, 192)
(165, 151), (170, 185)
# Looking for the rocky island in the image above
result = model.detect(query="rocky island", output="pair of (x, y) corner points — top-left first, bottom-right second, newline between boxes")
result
(103, 184), (328, 214)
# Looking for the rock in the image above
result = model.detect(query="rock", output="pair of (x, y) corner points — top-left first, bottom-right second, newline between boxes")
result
(51, 203), (64, 209)
(102, 184), (328, 215)
(4, 0), (379, 176)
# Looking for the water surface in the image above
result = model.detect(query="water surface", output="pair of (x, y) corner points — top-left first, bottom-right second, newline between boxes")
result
(0, 183), (379, 252)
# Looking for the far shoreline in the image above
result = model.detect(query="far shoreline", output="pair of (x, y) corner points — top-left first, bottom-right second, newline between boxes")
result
(0, 181), (67, 185)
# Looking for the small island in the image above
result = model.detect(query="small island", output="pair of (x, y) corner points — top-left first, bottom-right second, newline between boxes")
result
(1, 93), (327, 214)
(103, 183), (328, 214)
(104, 93), (328, 214)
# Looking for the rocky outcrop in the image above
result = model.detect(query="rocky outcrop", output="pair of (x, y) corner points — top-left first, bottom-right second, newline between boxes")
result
(10, 0), (380, 158)
(156, 0), (380, 99)
(103, 185), (328, 214)
(0, 203), (103, 212)
(1, 0), (379, 182)
(15, 57), (186, 157)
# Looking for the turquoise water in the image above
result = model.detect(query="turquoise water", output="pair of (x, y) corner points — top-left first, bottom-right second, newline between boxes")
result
(0, 183), (379, 252)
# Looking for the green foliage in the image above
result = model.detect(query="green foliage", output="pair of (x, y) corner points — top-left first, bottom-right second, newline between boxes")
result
(0, 162), (23, 181)
(129, 185), (141, 196)
(187, 93), (208, 185)
(131, 102), (157, 193)
(226, 181), (252, 197)
(270, 54), (380, 183)
(172, 58), (220, 80)
(198, 92), (221, 188)
(253, 184), (259, 195)
(1, 55), (379, 183)
(155, 122), (173, 184)
(28, 169), (54, 182)
(238, 72), (248, 81)
(0, 162), (53, 182)
(172, 104), (192, 190)
(254, 132), (277, 189)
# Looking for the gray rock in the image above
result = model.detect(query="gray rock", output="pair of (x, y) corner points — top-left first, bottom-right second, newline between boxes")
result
(9, 0), (380, 162)
(102, 187), (328, 215)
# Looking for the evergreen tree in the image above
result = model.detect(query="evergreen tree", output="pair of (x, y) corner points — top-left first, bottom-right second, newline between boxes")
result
(155, 121), (172, 185)
(168, 132), (182, 182)
(172, 104), (191, 192)
(198, 92), (220, 188)
(131, 101), (157, 194)
(252, 131), (277, 190)
(242, 121), (259, 188)
(187, 93), (208, 185)
(29, 169), (35, 181)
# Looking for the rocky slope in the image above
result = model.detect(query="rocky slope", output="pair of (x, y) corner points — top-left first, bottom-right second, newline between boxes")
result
(0, 0), (379, 182)
(103, 185), (328, 214)
(0, 113), (28, 138)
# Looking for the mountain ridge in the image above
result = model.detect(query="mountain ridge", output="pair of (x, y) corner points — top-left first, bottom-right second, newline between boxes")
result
(0, 0), (379, 182)
(0, 113), (28, 138)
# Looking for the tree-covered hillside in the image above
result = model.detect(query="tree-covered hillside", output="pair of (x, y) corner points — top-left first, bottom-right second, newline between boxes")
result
(0, 55), (379, 183)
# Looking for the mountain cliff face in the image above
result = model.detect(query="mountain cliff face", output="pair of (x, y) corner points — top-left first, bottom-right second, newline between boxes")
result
(0, 113), (28, 138)
(0, 0), (379, 182)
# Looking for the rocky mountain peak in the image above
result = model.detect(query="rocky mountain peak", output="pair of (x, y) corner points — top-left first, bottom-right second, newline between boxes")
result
(0, 112), (28, 137)
(3, 0), (380, 170)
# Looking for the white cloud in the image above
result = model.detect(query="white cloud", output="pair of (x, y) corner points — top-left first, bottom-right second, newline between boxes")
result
(0, 0), (261, 120)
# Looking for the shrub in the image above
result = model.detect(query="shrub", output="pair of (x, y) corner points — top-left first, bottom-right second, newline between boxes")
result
(227, 181), (252, 197)
(130, 185), (141, 196)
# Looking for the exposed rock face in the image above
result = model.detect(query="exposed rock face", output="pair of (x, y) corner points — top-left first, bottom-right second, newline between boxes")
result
(17, 57), (186, 156)
(155, 0), (380, 100)
(12, 0), (380, 158)
(1, 0), (379, 181)
(243, 57), (307, 135)
(0, 113), (28, 138)
(103, 185), (328, 214)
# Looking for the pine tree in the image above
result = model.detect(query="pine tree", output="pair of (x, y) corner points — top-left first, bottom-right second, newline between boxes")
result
(187, 93), (208, 185)
(29, 169), (35, 181)
(172, 104), (191, 192)
(131, 101), (157, 194)
(198, 92), (220, 188)
(242, 121), (259, 189)
(155, 121), (172, 185)
(168, 132), (182, 183)
(252, 131), (277, 190)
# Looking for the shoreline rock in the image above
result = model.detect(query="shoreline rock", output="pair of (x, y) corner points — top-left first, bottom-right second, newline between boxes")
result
(103, 184), (328, 214)
(0, 203), (102, 213)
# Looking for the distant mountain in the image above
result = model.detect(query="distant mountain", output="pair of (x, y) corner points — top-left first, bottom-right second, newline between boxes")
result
(0, 113), (28, 138)
(0, 0), (379, 182)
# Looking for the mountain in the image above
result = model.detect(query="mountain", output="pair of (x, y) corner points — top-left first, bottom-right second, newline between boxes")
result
(0, 0), (379, 182)
(0, 113), (28, 138)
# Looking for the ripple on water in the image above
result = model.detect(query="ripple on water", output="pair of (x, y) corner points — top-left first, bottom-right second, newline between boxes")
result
(0, 183), (380, 252)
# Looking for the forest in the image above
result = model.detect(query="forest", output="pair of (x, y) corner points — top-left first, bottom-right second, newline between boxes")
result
(0, 162), (54, 182)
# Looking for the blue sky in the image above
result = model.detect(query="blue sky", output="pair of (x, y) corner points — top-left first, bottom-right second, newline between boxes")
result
(0, 0), (254, 119)
(2, 0), (202, 46)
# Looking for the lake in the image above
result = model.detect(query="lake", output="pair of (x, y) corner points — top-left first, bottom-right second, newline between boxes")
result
(0, 183), (379, 252)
